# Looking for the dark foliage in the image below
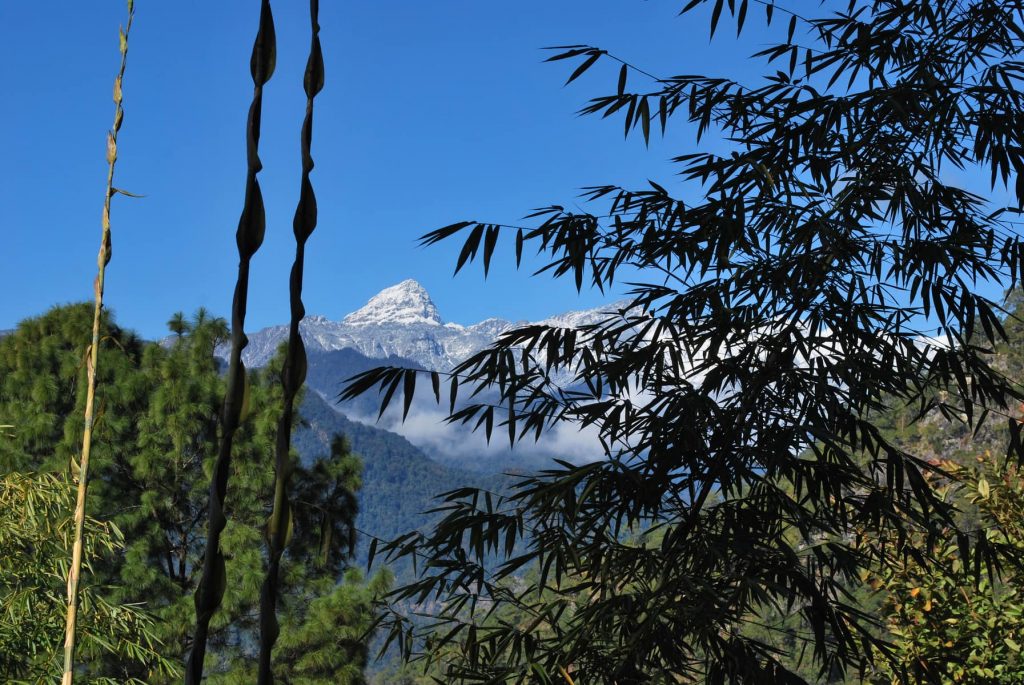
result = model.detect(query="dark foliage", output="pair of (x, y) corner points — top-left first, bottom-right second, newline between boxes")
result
(345, 2), (1024, 682)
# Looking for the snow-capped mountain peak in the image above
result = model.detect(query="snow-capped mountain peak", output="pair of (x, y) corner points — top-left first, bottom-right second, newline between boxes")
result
(342, 279), (443, 327)
(236, 280), (624, 372)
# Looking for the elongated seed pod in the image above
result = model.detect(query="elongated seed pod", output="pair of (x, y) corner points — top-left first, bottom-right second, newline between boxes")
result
(185, 3), (276, 682)
(257, 2), (323, 681)
(61, 3), (134, 683)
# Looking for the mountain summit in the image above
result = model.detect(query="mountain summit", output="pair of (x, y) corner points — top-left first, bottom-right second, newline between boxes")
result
(343, 279), (443, 327)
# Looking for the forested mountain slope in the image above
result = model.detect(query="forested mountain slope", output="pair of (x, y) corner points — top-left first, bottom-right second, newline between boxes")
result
(294, 389), (506, 559)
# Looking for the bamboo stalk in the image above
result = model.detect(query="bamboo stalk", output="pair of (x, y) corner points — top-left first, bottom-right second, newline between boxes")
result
(257, 1), (323, 681)
(185, 2), (276, 682)
(61, 3), (133, 683)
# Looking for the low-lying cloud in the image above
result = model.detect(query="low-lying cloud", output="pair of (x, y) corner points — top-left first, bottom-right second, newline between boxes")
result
(347, 398), (606, 470)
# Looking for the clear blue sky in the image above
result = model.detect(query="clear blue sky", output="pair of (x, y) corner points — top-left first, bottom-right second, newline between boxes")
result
(0, 0), (761, 338)
(4, 1), (1000, 339)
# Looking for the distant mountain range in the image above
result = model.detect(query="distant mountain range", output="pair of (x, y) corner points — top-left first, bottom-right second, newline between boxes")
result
(275, 281), (619, 570)
(238, 279), (624, 372)
(242, 280), (620, 470)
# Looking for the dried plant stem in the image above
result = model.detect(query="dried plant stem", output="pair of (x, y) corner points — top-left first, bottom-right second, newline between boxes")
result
(185, 2), (276, 682)
(257, 1), (323, 681)
(61, 3), (133, 683)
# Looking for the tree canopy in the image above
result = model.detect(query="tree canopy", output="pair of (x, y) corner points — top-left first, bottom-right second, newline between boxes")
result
(0, 305), (386, 683)
(345, 1), (1024, 682)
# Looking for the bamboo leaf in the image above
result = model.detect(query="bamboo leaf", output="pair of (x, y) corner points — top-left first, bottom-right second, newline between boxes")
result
(402, 369), (417, 420)
(367, 536), (379, 571)
(454, 223), (485, 275)
(564, 50), (603, 85)
(379, 373), (403, 420)
(483, 225), (500, 277)
(111, 187), (145, 198)
(710, 0), (725, 39)
(420, 221), (474, 247)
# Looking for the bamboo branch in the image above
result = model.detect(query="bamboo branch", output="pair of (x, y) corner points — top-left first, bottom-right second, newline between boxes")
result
(61, 3), (133, 683)
(257, 2), (323, 680)
(185, 2), (276, 682)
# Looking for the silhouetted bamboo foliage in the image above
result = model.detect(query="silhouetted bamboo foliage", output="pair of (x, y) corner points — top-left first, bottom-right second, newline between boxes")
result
(257, 1), (323, 682)
(344, 1), (1024, 682)
(185, 2), (276, 682)
(62, 2), (133, 683)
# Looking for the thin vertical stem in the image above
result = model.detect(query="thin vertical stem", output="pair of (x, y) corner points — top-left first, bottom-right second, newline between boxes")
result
(62, 3), (133, 683)
(257, 1), (323, 681)
(185, 2), (276, 682)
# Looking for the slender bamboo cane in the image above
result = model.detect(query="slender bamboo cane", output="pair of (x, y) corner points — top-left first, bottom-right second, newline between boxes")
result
(185, 2), (276, 682)
(257, 1), (323, 681)
(61, 3), (133, 683)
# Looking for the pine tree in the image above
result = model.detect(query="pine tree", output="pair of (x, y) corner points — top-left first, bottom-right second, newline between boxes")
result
(0, 305), (387, 682)
(0, 303), (144, 478)
(112, 311), (230, 672)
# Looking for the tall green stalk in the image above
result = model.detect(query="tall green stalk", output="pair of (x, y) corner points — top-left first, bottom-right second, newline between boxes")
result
(257, 1), (323, 681)
(61, 3), (133, 683)
(185, 2), (276, 682)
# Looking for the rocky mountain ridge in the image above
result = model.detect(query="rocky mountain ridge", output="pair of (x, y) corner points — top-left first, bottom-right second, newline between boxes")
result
(237, 279), (626, 372)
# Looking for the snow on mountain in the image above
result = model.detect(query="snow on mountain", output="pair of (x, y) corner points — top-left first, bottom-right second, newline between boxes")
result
(342, 279), (443, 327)
(237, 279), (624, 371)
